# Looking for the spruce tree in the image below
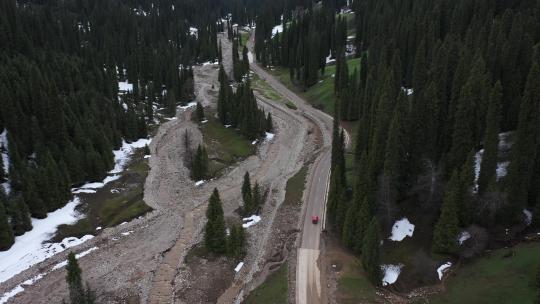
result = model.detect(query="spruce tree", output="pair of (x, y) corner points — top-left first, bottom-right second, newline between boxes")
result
(506, 47), (540, 221)
(10, 197), (32, 236)
(362, 217), (382, 286)
(191, 145), (208, 181)
(227, 224), (246, 259)
(432, 171), (461, 254)
(66, 252), (84, 304)
(205, 188), (227, 254)
(196, 102), (205, 122)
(252, 181), (261, 212)
(478, 81), (502, 194)
(0, 197), (14, 250)
(242, 172), (253, 214)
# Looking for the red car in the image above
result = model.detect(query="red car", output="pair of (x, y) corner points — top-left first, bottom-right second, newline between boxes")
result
(311, 215), (319, 224)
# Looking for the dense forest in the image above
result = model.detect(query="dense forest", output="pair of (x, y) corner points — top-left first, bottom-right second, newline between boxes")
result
(255, 0), (540, 286)
(0, 0), (226, 250)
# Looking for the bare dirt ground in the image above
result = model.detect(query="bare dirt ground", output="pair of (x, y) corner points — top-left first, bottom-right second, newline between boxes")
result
(0, 28), (318, 304)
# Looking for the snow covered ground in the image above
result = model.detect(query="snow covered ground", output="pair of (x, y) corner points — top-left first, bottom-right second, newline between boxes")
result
(0, 197), (90, 284)
(388, 218), (415, 241)
(0, 137), (151, 285)
(242, 215), (261, 228)
(0, 247), (99, 304)
(381, 264), (403, 286)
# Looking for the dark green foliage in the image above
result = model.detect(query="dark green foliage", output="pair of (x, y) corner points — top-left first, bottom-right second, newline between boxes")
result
(191, 145), (209, 181)
(217, 70), (271, 139)
(242, 172), (253, 214)
(432, 171), (461, 254)
(361, 217), (382, 286)
(66, 252), (83, 304)
(0, 195), (14, 250)
(10, 197), (32, 236)
(196, 102), (205, 122)
(227, 224), (246, 259)
(506, 46), (540, 222)
(205, 189), (227, 254)
(478, 82), (503, 194)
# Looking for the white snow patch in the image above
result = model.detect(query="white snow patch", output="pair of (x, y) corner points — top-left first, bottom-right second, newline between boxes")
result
(51, 247), (99, 271)
(247, 51), (254, 63)
(110, 138), (151, 174)
(121, 230), (134, 236)
(189, 27), (198, 36)
(326, 54), (336, 64)
(120, 222), (128, 226)
(0, 197), (93, 284)
(201, 119), (208, 124)
(195, 180), (205, 187)
(72, 189), (97, 194)
(388, 218), (415, 241)
(251, 139), (258, 145)
(242, 215), (261, 228)
(234, 262), (244, 272)
(1, 129), (11, 194)
(474, 132), (513, 191)
(96, 226), (102, 231)
(271, 24), (283, 37)
(458, 231), (471, 245)
(381, 264), (403, 286)
(437, 262), (452, 280)
(178, 102), (197, 111)
(144, 155), (151, 159)
(118, 81), (133, 93)
(265, 132), (275, 141)
(524, 209), (533, 226)
(0, 285), (24, 304)
(401, 87), (414, 95)
(224, 124), (232, 128)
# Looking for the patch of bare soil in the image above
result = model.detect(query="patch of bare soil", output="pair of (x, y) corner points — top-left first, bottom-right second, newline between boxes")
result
(176, 247), (236, 304)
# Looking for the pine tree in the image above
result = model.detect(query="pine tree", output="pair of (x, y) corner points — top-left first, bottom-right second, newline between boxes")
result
(191, 145), (208, 181)
(266, 113), (273, 132)
(196, 102), (205, 122)
(66, 252), (84, 304)
(506, 47), (540, 222)
(166, 90), (177, 117)
(10, 197), (32, 236)
(478, 81), (502, 194)
(205, 188), (227, 254)
(362, 217), (382, 286)
(227, 224), (246, 259)
(0, 196), (14, 250)
(252, 182), (261, 212)
(432, 171), (461, 254)
(242, 172), (253, 214)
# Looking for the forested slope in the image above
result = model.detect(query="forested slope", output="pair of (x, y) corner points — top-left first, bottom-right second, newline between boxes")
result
(254, 0), (540, 287)
(0, 0), (224, 250)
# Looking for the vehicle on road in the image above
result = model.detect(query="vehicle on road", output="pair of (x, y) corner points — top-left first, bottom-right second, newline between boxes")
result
(311, 215), (319, 224)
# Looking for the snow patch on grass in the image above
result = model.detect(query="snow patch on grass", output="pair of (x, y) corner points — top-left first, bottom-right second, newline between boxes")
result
(437, 262), (452, 280)
(242, 215), (261, 228)
(381, 264), (403, 286)
(458, 231), (471, 245)
(524, 209), (533, 226)
(388, 218), (415, 241)
(195, 180), (205, 187)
